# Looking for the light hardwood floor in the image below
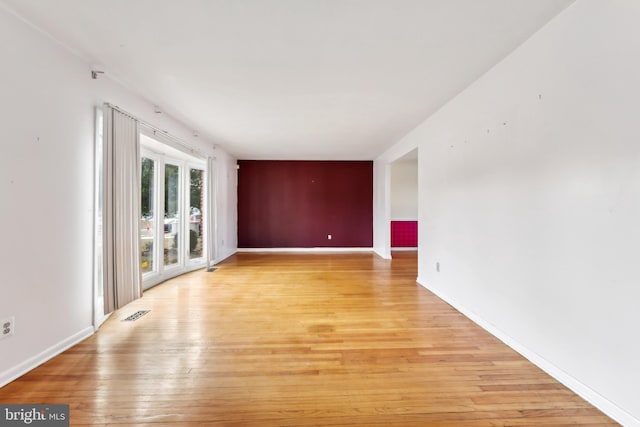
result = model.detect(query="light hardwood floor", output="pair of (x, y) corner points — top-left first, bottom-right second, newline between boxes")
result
(0, 252), (616, 426)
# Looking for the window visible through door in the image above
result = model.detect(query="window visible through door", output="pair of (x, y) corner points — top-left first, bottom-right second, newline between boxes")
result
(189, 168), (204, 259)
(139, 133), (207, 290)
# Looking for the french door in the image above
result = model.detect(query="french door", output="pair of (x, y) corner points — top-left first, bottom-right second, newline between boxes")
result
(140, 137), (206, 289)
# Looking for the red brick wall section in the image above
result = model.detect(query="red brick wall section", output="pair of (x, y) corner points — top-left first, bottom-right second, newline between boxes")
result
(391, 221), (418, 247)
(237, 160), (373, 248)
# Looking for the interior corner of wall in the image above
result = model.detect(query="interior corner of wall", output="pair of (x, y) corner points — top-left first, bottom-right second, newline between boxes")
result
(373, 246), (392, 260)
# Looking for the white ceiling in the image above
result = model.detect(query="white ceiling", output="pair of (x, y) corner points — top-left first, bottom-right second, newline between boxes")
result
(2, 0), (573, 160)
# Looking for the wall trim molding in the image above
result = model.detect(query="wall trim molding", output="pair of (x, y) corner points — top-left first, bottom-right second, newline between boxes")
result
(0, 326), (94, 389)
(415, 278), (639, 427)
(238, 247), (374, 253)
(374, 246), (392, 260)
(94, 311), (112, 331)
(214, 248), (238, 264)
(391, 247), (418, 251)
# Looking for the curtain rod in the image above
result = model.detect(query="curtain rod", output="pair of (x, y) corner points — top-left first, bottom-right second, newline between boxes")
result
(104, 102), (206, 158)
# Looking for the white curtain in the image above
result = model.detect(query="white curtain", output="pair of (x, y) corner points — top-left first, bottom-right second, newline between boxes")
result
(103, 105), (142, 313)
(206, 156), (217, 267)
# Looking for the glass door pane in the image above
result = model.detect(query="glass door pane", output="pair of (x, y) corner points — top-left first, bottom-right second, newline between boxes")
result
(140, 157), (156, 273)
(189, 168), (204, 259)
(164, 163), (181, 267)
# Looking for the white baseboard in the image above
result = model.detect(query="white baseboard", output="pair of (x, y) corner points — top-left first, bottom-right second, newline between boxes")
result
(373, 246), (392, 259)
(214, 248), (238, 264)
(94, 311), (112, 331)
(237, 247), (374, 253)
(391, 247), (418, 251)
(415, 278), (639, 427)
(0, 326), (94, 388)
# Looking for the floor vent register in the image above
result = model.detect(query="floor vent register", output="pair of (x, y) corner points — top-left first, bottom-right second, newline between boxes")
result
(122, 310), (150, 321)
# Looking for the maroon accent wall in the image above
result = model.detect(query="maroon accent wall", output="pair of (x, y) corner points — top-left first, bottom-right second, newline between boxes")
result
(391, 221), (418, 247)
(238, 160), (373, 248)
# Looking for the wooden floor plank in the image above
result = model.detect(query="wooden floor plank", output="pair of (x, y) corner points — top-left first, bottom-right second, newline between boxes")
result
(0, 252), (617, 425)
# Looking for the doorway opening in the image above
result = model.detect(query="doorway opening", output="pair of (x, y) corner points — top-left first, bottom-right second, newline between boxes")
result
(389, 148), (418, 273)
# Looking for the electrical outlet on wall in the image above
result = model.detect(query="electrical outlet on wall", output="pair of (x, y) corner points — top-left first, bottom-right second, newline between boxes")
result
(1, 316), (15, 340)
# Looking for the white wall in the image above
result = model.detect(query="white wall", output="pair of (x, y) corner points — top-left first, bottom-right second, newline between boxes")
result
(213, 150), (238, 263)
(390, 160), (418, 220)
(380, 1), (640, 424)
(0, 5), (237, 386)
(372, 161), (391, 259)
